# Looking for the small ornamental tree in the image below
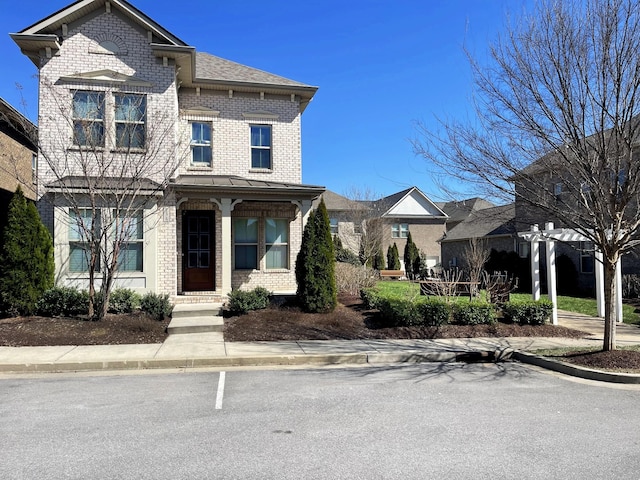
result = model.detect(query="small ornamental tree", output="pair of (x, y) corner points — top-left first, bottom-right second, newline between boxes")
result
(295, 199), (337, 312)
(403, 232), (420, 279)
(0, 187), (54, 315)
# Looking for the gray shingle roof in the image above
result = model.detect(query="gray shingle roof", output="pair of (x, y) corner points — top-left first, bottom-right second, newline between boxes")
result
(195, 52), (315, 89)
(314, 190), (364, 211)
(440, 203), (515, 242)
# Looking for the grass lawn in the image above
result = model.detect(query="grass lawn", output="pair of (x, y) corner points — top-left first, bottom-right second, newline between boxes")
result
(375, 280), (640, 324)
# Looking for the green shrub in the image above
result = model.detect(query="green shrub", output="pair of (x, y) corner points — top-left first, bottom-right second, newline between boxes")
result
(377, 296), (424, 326)
(140, 292), (173, 321)
(360, 287), (381, 310)
(226, 287), (272, 315)
(503, 300), (553, 325)
(453, 301), (496, 325)
(35, 287), (89, 317)
(108, 288), (141, 314)
(419, 298), (451, 326)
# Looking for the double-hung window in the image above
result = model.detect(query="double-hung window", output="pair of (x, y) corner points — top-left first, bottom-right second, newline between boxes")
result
(330, 218), (338, 235)
(392, 223), (409, 238)
(580, 241), (594, 274)
(115, 94), (146, 149)
(72, 91), (105, 147)
(116, 211), (143, 272)
(191, 122), (212, 166)
(265, 218), (288, 269)
(69, 209), (101, 273)
(234, 218), (258, 269)
(250, 125), (271, 169)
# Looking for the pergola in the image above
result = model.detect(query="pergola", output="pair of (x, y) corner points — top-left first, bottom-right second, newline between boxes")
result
(517, 222), (623, 325)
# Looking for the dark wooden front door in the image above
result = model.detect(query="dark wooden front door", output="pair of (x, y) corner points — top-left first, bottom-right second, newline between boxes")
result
(183, 211), (215, 291)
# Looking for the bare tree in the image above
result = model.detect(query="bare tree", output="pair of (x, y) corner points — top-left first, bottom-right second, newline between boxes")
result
(463, 237), (490, 288)
(342, 186), (386, 268)
(38, 80), (186, 319)
(414, 0), (640, 351)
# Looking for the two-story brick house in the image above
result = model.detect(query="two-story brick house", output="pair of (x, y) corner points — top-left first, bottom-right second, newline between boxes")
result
(11, 0), (323, 302)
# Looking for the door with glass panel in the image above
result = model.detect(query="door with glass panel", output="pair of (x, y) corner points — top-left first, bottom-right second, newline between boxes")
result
(183, 211), (215, 291)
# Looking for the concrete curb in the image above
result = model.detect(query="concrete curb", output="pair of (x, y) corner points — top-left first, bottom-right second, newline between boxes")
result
(512, 351), (640, 384)
(0, 350), (495, 374)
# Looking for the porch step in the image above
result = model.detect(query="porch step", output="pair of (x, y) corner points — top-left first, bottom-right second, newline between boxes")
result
(168, 303), (225, 335)
(167, 315), (224, 334)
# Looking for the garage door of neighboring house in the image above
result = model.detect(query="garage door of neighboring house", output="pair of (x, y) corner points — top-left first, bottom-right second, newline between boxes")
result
(183, 211), (215, 291)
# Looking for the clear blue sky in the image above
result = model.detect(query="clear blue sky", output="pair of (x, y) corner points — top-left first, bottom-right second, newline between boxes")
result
(0, 0), (525, 200)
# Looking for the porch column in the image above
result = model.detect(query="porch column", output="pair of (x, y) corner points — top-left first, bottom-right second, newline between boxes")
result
(531, 224), (541, 301)
(212, 198), (241, 295)
(544, 222), (558, 325)
(595, 250), (605, 317)
(616, 258), (623, 323)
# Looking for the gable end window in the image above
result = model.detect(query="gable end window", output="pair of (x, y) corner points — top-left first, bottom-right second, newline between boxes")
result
(392, 223), (409, 238)
(73, 91), (105, 147)
(191, 122), (212, 166)
(250, 125), (272, 169)
(115, 94), (146, 149)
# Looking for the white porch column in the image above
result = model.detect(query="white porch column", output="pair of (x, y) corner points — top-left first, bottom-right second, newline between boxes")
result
(212, 198), (241, 295)
(545, 222), (558, 325)
(616, 258), (623, 323)
(595, 250), (605, 318)
(531, 224), (541, 301)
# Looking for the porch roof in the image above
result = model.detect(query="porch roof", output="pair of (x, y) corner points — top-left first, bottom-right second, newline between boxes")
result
(46, 176), (162, 194)
(170, 175), (324, 200)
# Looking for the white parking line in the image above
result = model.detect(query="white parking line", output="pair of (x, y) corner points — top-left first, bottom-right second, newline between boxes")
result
(215, 371), (226, 409)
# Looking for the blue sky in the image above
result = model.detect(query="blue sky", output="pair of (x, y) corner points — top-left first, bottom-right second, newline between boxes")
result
(0, 0), (525, 200)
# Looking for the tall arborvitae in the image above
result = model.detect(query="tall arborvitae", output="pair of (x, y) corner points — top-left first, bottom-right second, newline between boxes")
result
(0, 187), (54, 315)
(387, 242), (401, 270)
(403, 232), (419, 278)
(295, 199), (337, 313)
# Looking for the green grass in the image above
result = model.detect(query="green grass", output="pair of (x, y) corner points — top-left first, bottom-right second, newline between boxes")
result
(375, 281), (640, 324)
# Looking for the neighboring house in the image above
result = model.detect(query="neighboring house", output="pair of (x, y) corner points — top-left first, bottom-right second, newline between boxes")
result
(0, 97), (37, 232)
(436, 197), (495, 231)
(440, 203), (517, 269)
(11, 0), (323, 301)
(321, 187), (448, 271)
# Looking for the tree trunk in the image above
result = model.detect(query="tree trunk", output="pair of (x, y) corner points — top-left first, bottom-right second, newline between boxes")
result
(602, 258), (617, 351)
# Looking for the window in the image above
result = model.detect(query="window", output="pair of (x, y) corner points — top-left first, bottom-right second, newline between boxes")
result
(391, 223), (409, 238)
(265, 219), (288, 269)
(580, 241), (594, 274)
(330, 218), (338, 235)
(518, 241), (530, 259)
(553, 182), (563, 196)
(234, 218), (258, 269)
(72, 91), (105, 147)
(69, 209), (101, 273)
(191, 122), (212, 166)
(250, 125), (271, 169)
(115, 94), (146, 149)
(116, 211), (143, 272)
(31, 154), (37, 184)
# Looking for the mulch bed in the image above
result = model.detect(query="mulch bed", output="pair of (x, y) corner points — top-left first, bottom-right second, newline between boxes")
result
(0, 311), (169, 346)
(554, 350), (640, 372)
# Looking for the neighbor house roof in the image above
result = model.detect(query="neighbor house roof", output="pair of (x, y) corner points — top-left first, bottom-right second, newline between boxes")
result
(436, 197), (495, 224)
(0, 97), (37, 152)
(377, 186), (447, 218)
(314, 190), (365, 211)
(440, 203), (515, 242)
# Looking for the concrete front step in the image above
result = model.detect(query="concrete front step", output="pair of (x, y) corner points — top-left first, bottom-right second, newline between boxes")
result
(167, 315), (224, 334)
(172, 303), (223, 319)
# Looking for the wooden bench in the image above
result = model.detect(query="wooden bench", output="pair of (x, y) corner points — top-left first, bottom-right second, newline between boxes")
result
(379, 270), (404, 279)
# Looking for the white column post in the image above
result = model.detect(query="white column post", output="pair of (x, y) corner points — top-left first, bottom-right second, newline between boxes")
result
(545, 222), (558, 325)
(531, 224), (541, 301)
(616, 258), (623, 323)
(595, 250), (605, 318)
(212, 198), (241, 296)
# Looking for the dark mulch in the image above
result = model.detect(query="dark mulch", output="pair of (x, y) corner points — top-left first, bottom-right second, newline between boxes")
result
(554, 350), (640, 373)
(0, 311), (169, 346)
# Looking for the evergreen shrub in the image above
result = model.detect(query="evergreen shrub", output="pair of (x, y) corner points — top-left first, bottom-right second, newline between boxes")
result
(503, 300), (553, 325)
(453, 302), (496, 325)
(108, 288), (141, 314)
(140, 292), (173, 321)
(226, 287), (272, 314)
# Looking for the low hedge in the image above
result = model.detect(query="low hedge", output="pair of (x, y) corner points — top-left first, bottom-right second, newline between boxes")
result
(503, 300), (553, 325)
(226, 287), (272, 315)
(36, 287), (89, 317)
(360, 287), (381, 310)
(452, 301), (496, 325)
(418, 298), (452, 326)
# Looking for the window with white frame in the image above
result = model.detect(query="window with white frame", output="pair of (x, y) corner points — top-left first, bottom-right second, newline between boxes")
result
(234, 218), (258, 269)
(250, 125), (271, 169)
(391, 223), (409, 238)
(580, 241), (594, 274)
(72, 91), (105, 147)
(329, 218), (338, 235)
(265, 218), (289, 269)
(69, 209), (101, 273)
(115, 210), (143, 272)
(518, 241), (530, 258)
(115, 93), (146, 149)
(190, 122), (212, 166)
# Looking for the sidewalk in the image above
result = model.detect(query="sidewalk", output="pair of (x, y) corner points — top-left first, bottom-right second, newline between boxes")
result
(0, 310), (638, 379)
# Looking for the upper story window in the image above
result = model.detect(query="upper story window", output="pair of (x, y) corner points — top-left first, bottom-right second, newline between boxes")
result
(580, 241), (594, 274)
(72, 91), (105, 147)
(392, 223), (409, 238)
(553, 182), (563, 196)
(250, 125), (271, 169)
(191, 122), (212, 167)
(115, 94), (146, 149)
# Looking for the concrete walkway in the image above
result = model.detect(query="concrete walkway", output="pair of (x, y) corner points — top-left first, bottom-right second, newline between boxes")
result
(0, 310), (639, 380)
